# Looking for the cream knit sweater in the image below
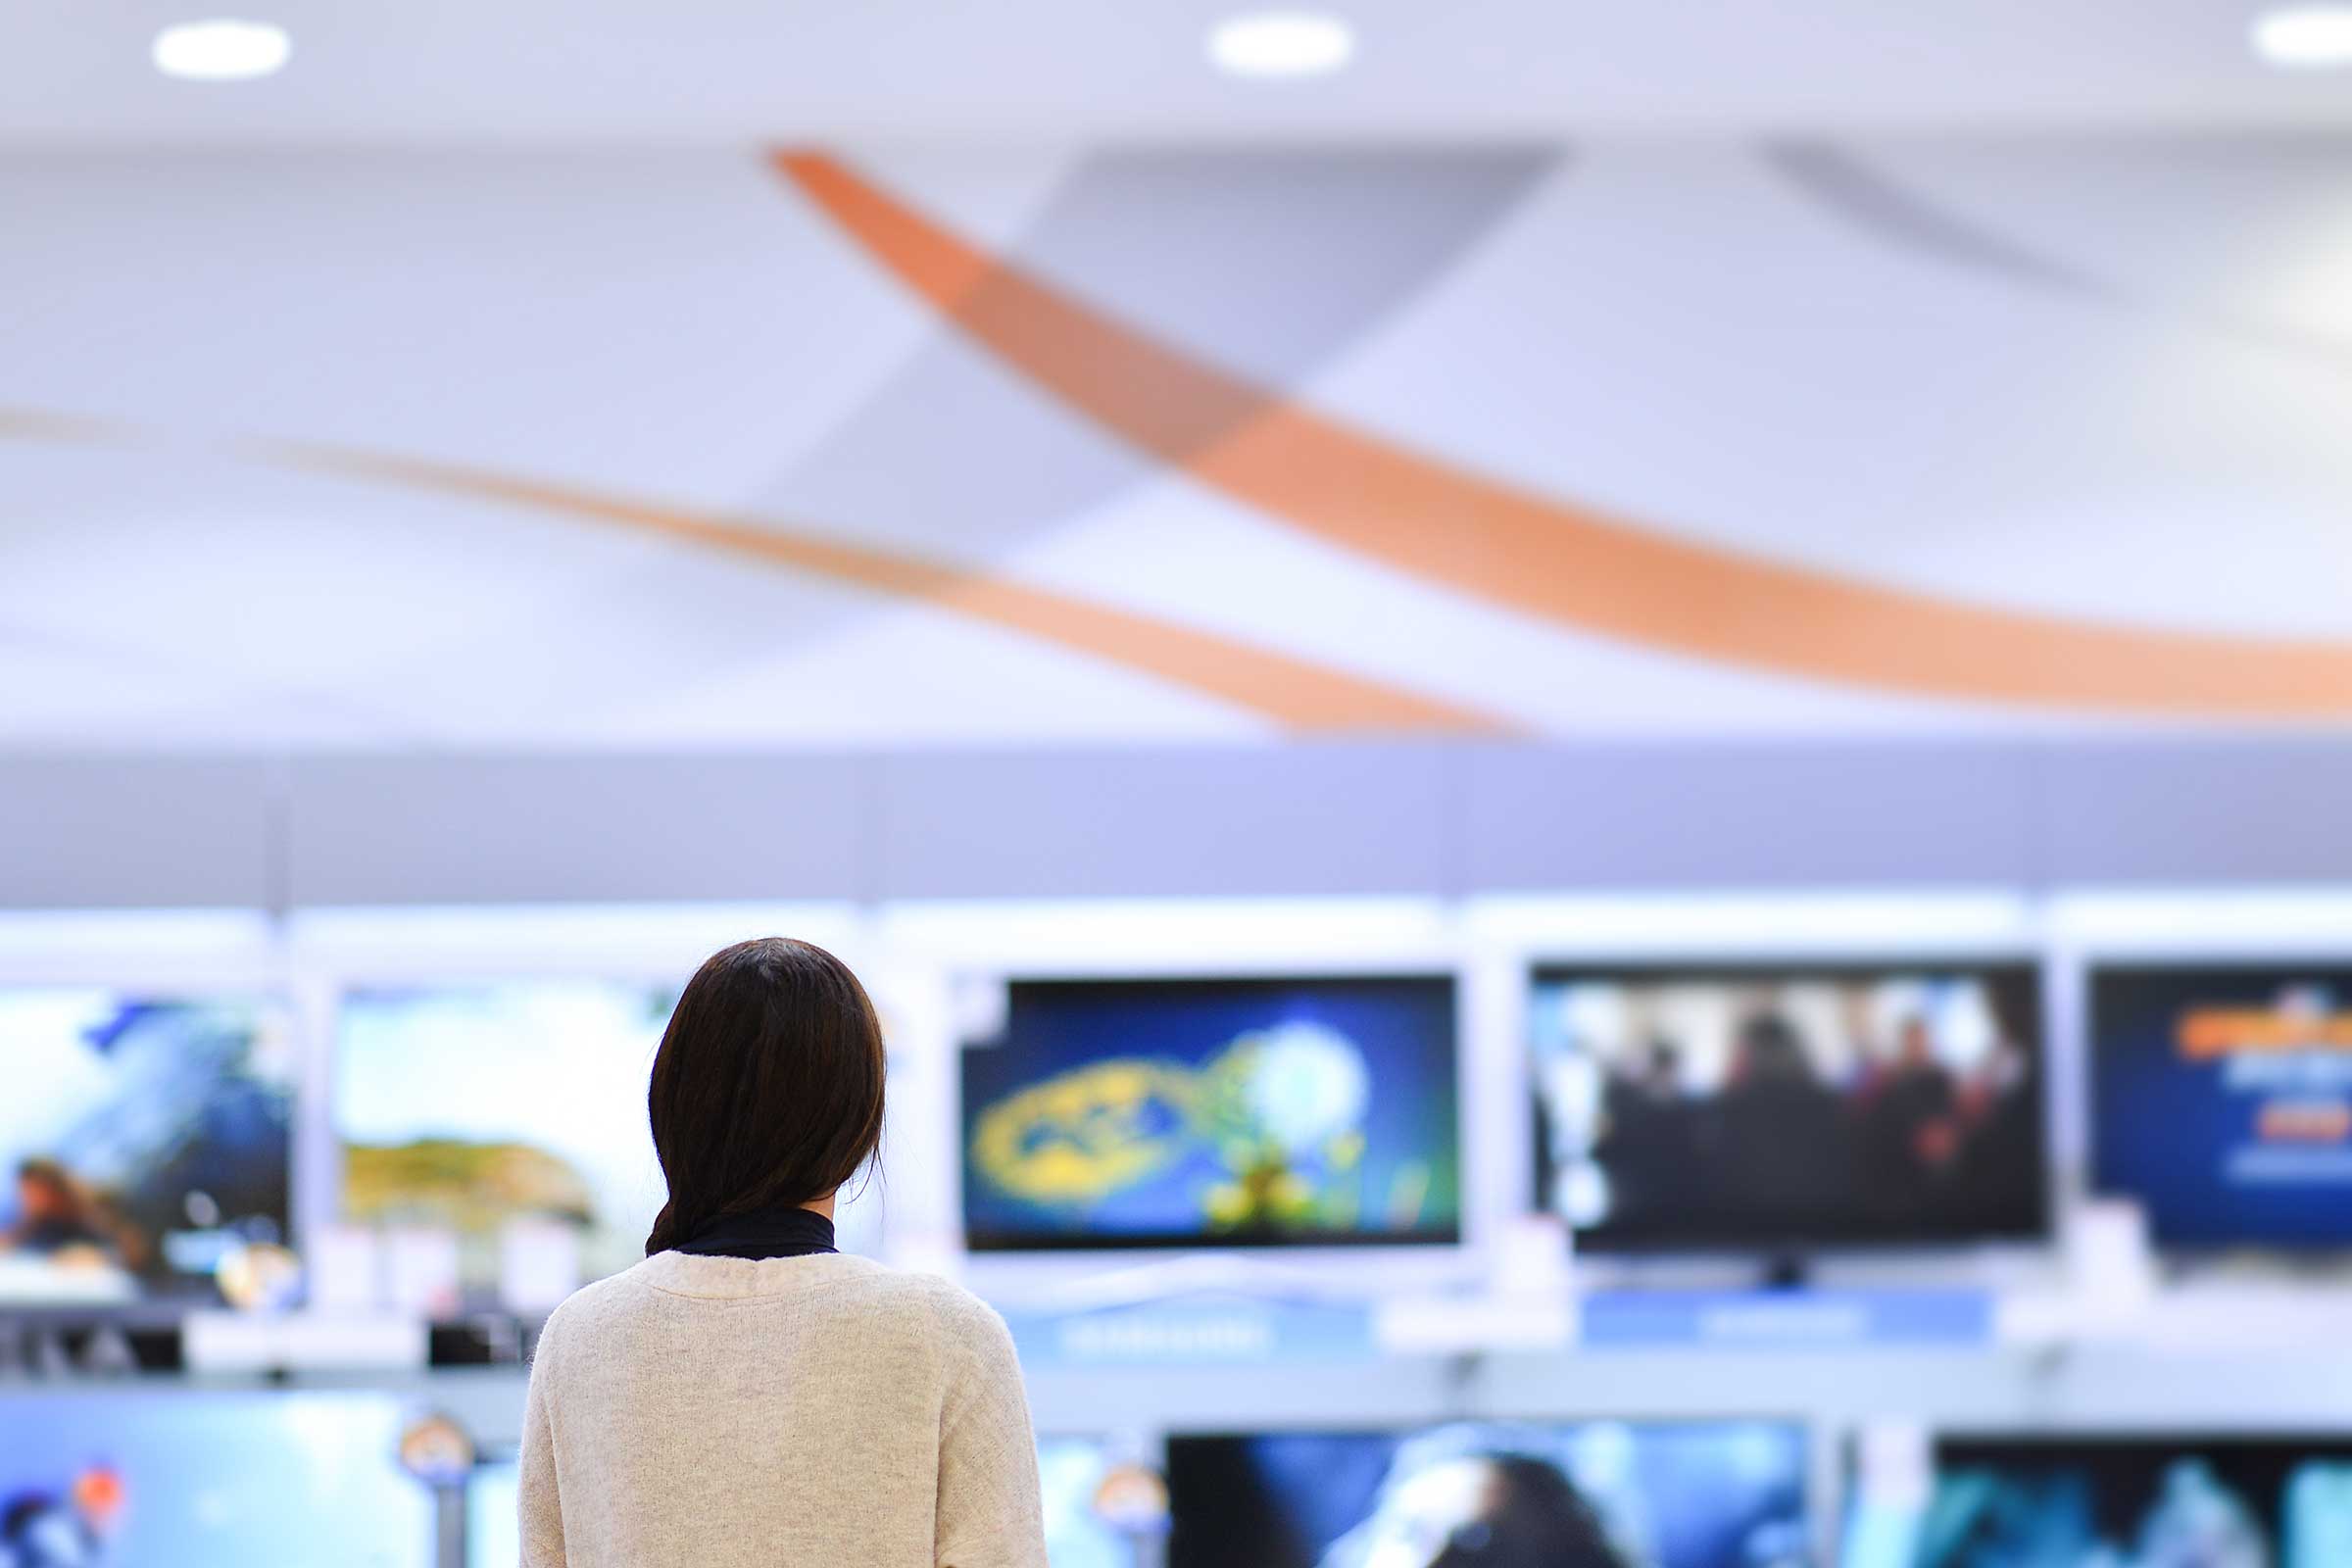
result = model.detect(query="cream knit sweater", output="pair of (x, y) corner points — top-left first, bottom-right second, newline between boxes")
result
(518, 1250), (1049, 1567)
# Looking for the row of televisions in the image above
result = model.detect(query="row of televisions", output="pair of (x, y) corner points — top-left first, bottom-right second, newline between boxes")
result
(6, 959), (2352, 1308)
(6, 1385), (2352, 1568)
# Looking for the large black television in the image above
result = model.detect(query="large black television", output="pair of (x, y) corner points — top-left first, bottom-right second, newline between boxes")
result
(1530, 962), (2047, 1253)
(959, 975), (1461, 1251)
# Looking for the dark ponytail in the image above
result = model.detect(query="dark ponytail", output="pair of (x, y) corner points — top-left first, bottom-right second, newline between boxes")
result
(644, 938), (887, 1255)
(644, 1199), (686, 1257)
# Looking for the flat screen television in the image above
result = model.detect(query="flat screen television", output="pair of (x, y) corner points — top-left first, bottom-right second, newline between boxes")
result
(1039, 1437), (1150, 1568)
(1530, 963), (2047, 1252)
(466, 1451), (518, 1568)
(334, 981), (677, 1298)
(0, 1389), (433, 1567)
(959, 976), (1461, 1251)
(1166, 1420), (1810, 1568)
(1844, 1431), (2352, 1568)
(2091, 964), (2352, 1249)
(0, 990), (294, 1307)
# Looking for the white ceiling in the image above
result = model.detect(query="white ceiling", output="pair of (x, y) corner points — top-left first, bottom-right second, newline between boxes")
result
(8, 0), (2352, 146)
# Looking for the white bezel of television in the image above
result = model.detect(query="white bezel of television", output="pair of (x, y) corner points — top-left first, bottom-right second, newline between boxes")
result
(882, 897), (1486, 1303)
(0, 947), (297, 1315)
(1485, 891), (2058, 1292)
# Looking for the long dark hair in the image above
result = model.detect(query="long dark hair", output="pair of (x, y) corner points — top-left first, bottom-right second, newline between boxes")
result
(644, 937), (886, 1255)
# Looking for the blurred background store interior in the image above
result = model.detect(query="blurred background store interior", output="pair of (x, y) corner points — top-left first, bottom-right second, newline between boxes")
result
(12, 3), (2352, 1565)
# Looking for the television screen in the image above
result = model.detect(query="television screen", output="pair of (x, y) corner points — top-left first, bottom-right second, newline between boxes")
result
(0, 1389), (433, 1567)
(960, 976), (1460, 1250)
(1844, 1431), (2352, 1568)
(1530, 964), (2046, 1250)
(0, 990), (293, 1306)
(1167, 1421), (1810, 1568)
(1040, 1437), (1148, 1568)
(467, 1454), (519, 1568)
(334, 982), (677, 1298)
(2091, 965), (2352, 1249)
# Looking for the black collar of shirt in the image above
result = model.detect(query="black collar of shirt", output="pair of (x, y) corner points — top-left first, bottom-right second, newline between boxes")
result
(674, 1203), (838, 1260)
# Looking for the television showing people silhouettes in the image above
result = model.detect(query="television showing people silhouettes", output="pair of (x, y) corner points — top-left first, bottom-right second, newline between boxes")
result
(1166, 1420), (1810, 1568)
(1530, 963), (2046, 1251)
(2091, 965), (2352, 1249)
(959, 976), (1460, 1250)
(0, 991), (294, 1307)
(334, 981), (678, 1299)
(0, 1390), (433, 1568)
(1843, 1430), (2352, 1568)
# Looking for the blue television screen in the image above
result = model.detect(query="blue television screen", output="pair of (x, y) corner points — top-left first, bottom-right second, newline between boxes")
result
(2092, 966), (2352, 1248)
(1040, 1437), (1140, 1568)
(467, 1454), (519, 1568)
(1845, 1432), (2352, 1568)
(1167, 1421), (1810, 1568)
(960, 976), (1460, 1250)
(1532, 964), (2046, 1251)
(0, 991), (293, 1306)
(0, 1390), (433, 1568)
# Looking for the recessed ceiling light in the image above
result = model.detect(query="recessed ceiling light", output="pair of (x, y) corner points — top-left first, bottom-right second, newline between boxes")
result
(1207, 11), (1356, 80)
(2252, 4), (2352, 68)
(152, 19), (292, 81)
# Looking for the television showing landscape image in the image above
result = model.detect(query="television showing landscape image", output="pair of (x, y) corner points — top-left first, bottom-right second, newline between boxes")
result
(334, 981), (678, 1299)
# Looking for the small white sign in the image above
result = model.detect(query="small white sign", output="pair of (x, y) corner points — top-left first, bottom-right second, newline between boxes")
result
(500, 1221), (582, 1313)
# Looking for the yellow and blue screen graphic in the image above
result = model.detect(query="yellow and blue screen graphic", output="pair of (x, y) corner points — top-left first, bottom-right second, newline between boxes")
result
(960, 976), (1459, 1250)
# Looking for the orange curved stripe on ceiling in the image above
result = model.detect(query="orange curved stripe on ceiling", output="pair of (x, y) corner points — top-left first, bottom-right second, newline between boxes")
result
(248, 441), (1501, 734)
(0, 409), (131, 443)
(0, 409), (1494, 730)
(775, 150), (2352, 717)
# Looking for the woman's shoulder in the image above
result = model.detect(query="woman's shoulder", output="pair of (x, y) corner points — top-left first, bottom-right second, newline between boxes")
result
(529, 1257), (1021, 1404)
(532, 1253), (675, 1348)
(541, 1252), (1006, 1337)
(806, 1263), (1022, 1380)
(809, 1259), (1009, 1336)
(893, 1267), (1013, 1337)
(869, 1270), (1025, 1398)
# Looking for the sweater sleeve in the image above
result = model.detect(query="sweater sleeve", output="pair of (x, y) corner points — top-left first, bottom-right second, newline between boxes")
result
(518, 1316), (568, 1568)
(934, 1296), (1048, 1568)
